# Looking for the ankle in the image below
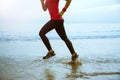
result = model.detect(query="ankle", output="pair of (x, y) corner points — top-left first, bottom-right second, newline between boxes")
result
(72, 53), (77, 56)
(49, 49), (54, 53)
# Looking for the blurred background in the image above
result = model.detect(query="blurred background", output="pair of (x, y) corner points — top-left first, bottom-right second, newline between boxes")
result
(0, 0), (120, 40)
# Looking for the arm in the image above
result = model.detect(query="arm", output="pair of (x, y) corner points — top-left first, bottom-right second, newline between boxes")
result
(64, 0), (72, 9)
(59, 0), (72, 16)
(40, 0), (47, 11)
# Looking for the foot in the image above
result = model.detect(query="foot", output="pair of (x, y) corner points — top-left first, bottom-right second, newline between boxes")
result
(71, 53), (79, 61)
(43, 51), (56, 59)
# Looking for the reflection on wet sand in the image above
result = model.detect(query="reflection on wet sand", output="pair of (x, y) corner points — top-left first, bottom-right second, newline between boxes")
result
(65, 60), (120, 79)
(85, 72), (120, 77)
(66, 60), (85, 79)
(45, 68), (55, 80)
(0, 56), (120, 80)
(66, 62), (120, 80)
(42, 58), (84, 80)
(69, 61), (82, 74)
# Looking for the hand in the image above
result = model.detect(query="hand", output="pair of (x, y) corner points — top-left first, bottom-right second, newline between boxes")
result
(58, 11), (64, 16)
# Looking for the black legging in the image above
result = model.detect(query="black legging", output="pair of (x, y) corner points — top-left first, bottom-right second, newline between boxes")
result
(39, 20), (75, 54)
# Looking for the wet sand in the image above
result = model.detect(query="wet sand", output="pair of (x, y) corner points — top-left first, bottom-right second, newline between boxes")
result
(0, 39), (120, 80)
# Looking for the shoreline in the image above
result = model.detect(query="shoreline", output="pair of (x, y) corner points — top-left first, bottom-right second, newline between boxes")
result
(0, 39), (120, 80)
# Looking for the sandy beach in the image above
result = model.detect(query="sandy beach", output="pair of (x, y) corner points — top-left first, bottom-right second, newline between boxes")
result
(0, 0), (120, 79)
(0, 39), (120, 80)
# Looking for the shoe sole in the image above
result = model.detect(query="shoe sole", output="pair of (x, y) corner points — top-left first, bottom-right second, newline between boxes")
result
(43, 54), (56, 59)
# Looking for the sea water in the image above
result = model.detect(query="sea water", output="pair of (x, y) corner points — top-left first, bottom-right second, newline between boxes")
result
(0, 23), (120, 80)
(0, 23), (120, 41)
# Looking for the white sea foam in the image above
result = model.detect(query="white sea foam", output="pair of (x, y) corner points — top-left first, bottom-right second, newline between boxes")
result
(0, 23), (120, 41)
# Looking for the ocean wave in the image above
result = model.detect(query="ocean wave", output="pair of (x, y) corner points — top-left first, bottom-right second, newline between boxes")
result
(0, 32), (120, 41)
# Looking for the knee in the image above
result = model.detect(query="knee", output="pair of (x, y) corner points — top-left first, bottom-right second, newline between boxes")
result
(39, 31), (43, 38)
(62, 37), (69, 42)
(62, 38), (72, 45)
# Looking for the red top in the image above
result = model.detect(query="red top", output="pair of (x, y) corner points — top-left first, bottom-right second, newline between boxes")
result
(46, 0), (63, 20)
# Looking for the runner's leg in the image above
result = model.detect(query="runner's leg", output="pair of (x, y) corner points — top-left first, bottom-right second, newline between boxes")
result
(55, 20), (76, 54)
(39, 20), (55, 51)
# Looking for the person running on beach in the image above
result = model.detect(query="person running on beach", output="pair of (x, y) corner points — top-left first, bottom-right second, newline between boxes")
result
(39, 0), (78, 61)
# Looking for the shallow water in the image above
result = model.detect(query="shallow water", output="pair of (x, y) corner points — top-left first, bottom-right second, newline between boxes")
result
(0, 39), (120, 80)
(0, 56), (120, 80)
